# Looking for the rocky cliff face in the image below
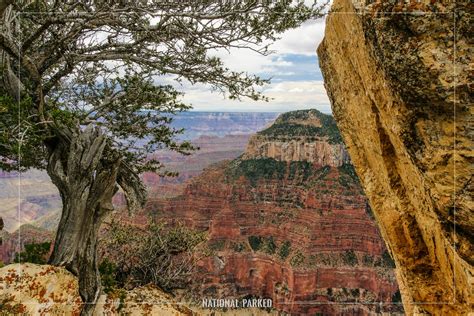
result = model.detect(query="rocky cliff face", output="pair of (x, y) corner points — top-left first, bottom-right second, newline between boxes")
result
(318, 1), (473, 315)
(150, 110), (403, 315)
(243, 110), (350, 167)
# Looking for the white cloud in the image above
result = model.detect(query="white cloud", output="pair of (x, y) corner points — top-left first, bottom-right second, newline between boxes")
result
(167, 10), (330, 114)
(272, 18), (326, 56)
(181, 80), (330, 113)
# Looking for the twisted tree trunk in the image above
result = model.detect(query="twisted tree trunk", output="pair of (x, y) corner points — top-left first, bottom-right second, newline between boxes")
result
(46, 125), (121, 316)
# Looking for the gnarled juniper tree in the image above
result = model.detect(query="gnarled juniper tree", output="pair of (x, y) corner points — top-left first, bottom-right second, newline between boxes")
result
(0, 1), (326, 314)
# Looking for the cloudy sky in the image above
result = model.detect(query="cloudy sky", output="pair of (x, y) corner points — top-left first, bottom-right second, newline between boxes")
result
(177, 18), (330, 113)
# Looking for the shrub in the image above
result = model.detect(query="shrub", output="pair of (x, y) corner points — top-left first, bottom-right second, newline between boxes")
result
(98, 258), (118, 293)
(14, 242), (50, 264)
(342, 250), (358, 266)
(289, 250), (305, 267)
(99, 219), (207, 292)
(362, 253), (374, 266)
(327, 288), (333, 297)
(351, 288), (360, 297)
(278, 241), (291, 260)
(381, 251), (396, 268)
(226, 158), (287, 186)
(248, 236), (263, 251)
(392, 290), (402, 302)
(232, 242), (246, 252)
(262, 236), (277, 255)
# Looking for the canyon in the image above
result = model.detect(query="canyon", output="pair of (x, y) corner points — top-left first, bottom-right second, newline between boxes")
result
(0, 113), (274, 268)
(150, 109), (403, 315)
(0, 112), (277, 233)
(318, 0), (473, 314)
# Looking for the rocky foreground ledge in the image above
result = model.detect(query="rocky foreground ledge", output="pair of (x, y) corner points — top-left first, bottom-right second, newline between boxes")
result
(0, 263), (197, 315)
(0, 264), (279, 315)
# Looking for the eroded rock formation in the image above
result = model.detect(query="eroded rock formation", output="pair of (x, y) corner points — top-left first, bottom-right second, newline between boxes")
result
(318, 1), (473, 314)
(243, 110), (350, 167)
(0, 263), (197, 315)
(150, 110), (403, 315)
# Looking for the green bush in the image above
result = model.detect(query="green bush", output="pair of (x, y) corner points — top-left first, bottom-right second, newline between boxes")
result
(14, 242), (50, 264)
(365, 202), (375, 219)
(381, 251), (396, 268)
(362, 253), (374, 266)
(338, 164), (360, 184)
(248, 236), (263, 251)
(392, 290), (402, 302)
(351, 288), (360, 297)
(262, 236), (276, 255)
(99, 219), (207, 292)
(327, 288), (333, 297)
(209, 239), (226, 251)
(342, 250), (358, 266)
(226, 158), (286, 186)
(278, 241), (291, 260)
(248, 236), (278, 255)
(232, 242), (246, 252)
(98, 258), (118, 293)
(289, 250), (305, 267)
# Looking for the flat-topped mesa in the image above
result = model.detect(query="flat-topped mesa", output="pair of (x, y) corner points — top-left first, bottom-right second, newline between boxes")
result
(243, 109), (350, 167)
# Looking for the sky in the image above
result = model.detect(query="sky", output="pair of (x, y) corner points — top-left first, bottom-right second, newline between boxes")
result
(176, 17), (330, 113)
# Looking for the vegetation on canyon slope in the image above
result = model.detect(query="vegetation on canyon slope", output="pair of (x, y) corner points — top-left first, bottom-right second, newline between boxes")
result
(226, 157), (360, 191)
(98, 219), (207, 293)
(259, 109), (343, 144)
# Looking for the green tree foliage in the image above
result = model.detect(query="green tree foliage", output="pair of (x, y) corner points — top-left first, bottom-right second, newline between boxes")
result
(342, 250), (358, 266)
(278, 241), (292, 260)
(248, 235), (277, 254)
(227, 158), (319, 186)
(248, 235), (263, 251)
(14, 242), (51, 264)
(289, 250), (305, 267)
(381, 250), (396, 268)
(392, 290), (402, 303)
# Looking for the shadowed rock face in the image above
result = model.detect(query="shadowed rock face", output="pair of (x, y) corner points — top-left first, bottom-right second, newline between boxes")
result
(318, 1), (473, 314)
(150, 110), (403, 315)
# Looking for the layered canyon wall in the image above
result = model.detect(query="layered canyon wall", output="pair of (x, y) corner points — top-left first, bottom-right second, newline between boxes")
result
(318, 1), (473, 314)
(151, 110), (403, 315)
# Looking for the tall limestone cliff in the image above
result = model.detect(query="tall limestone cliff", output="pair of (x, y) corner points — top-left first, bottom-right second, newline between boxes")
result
(243, 110), (350, 167)
(318, 1), (473, 314)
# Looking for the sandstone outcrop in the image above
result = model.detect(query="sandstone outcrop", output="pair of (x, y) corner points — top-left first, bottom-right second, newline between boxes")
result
(0, 263), (198, 315)
(150, 110), (403, 315)
(318, 1), (473, 314)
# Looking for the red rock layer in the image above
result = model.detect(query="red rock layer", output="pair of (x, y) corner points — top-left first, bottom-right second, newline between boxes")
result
(149, 161), (403, 315)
